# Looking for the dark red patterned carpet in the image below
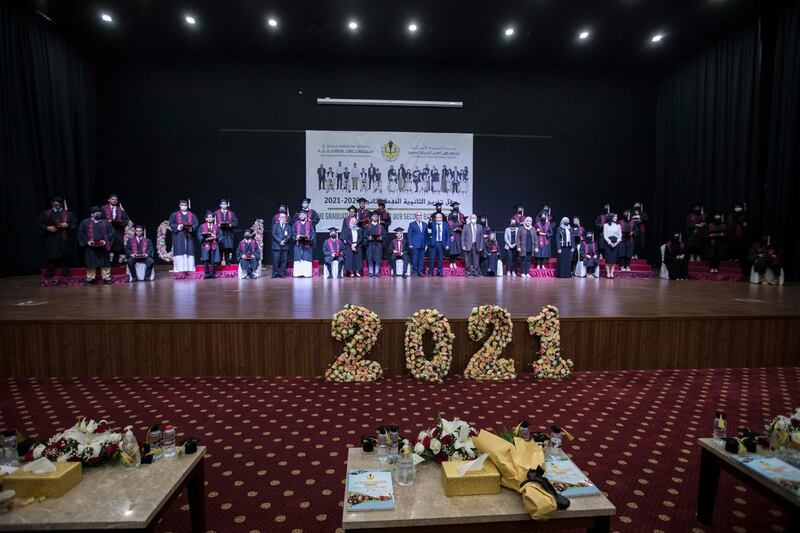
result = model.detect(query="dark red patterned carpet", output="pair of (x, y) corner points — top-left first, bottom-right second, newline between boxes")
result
(1, 368), (797, 533)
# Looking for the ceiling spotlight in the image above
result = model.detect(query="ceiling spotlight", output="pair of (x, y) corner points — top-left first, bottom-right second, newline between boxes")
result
(267, 18), (278, 28)
(578, 30), (590, 40)
(504, 27), (515, 37)
(651, 33), (664, 43)
(100, 13), (113, 23)
(348, 20), (358, 31)
(185, 15), (196, 25)
(408, 23), (418, 33)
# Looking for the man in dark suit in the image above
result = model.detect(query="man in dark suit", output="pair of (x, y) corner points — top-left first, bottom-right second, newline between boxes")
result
(317, 164), (326, 190)
(407, 212), (428, 277)
(428, 212), (451, 277)
(461, 214), (485, 277)
(271, 212), (291, 278)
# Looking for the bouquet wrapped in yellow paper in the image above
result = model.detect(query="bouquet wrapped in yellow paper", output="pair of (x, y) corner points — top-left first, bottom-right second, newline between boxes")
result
(472, 429), (561, 520)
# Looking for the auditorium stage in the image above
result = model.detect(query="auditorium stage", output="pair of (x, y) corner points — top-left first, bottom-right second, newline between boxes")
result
(1, 270), (798, 377)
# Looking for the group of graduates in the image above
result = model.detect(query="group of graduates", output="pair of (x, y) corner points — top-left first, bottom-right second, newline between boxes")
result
(316, 163), (471, 195)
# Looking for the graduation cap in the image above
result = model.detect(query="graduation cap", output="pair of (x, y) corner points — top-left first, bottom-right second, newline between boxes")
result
(347, 205), (357, 212)
(434, 201), (443, 207)
(515, 204), (524, 210)
(327, 227), (339, 233)
(450, 201), (460, 207)
(89, 205), (102, 214)
(133, 224), (145, 230)
(394, 227), (404, 233)
(205, 210), (215, 217)
(219, 197), (230, 203)
(50, 194), (64, 203)
(358, 197), (367, 203)
(277, 204), (288, 211)
(302, 197), (311, 203)
(377, 200), (386, 206)
(370, 210), (381, 217)
(108, 192), (120, 199)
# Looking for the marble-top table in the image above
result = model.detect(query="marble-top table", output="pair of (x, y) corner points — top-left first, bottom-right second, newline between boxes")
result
(342, 447), (615, 532)
(0, 447), (205, 532)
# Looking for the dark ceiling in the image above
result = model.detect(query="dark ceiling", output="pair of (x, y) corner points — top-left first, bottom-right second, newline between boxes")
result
(26, 0), (766, 70)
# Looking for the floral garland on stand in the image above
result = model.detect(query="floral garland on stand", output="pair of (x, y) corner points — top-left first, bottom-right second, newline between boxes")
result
(122, 220), (136, 247)
(249, 218), (265, 256)
(404, 308), (454, 382)
(528, 305), (573, 379)
(763, 407), (800, 451)
(464, 305), (516, 381)
(156, 220), (173, 262)
(25, 418), (122, 466)
(412, 415), (479, 462)
(324, 304), (383, 382)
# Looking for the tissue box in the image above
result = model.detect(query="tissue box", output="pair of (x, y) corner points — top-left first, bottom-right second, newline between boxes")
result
(4, 462), (82, 498)
(441, 459), (501, 497)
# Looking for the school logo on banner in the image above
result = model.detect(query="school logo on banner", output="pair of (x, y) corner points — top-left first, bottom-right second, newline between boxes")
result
(381, 140), (399, 161)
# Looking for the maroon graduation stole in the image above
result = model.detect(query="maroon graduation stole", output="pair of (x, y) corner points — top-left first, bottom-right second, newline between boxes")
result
(103, 203), (124, 222)
(535, 220), (550, 248)
(87, 219), (111, 251)
(239, 239), (256, 257)
(369, 223), (382, 241)
(130, 237), (149, 256)
(176, 210), (194, 228)
(215, 209), (233, 225)
(582, 242), (596, 257)
(597, 213), (608, 226)
(447, 212), (465, 232)
(295, 221), (311, 246)
(327, 238), (340, 255)
(378, 210), (390, 224)
(201, 222), (218, 251)
(393, 238), (404, 254)
(357, 209), (370, 226)
(48, 209), (70, 240)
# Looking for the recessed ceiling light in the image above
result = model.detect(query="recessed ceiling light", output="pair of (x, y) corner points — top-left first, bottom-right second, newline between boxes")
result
(267, 18), (278, 28)
(578, 30), (590, 40)
(185, 15), (196, 25)
(504, 27), (515, 37)
(651, 33), (665, 43)
(100, 13), (113, 23)
(408, 23), (418, 33)
(348, 20), (358, 31)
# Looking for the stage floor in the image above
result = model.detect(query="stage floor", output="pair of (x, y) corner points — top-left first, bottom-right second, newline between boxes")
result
(1, 267), (798, 321)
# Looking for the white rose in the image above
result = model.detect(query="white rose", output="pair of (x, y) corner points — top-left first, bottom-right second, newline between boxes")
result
(430, 438), (442, 454)
(417, 431), (429, 443)
(32, 444), (45, 459)
(414, 442), (425, 455)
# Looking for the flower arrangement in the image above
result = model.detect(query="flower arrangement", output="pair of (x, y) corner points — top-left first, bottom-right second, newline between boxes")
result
(25, 418), (122, 466)
(249, 218), (265, 256)
(122, 220), (136, 247)
(324, 304), (383, 382)
(413, 415), (479, 463)
(404, 308), (454, 382)
(528, 305), (573, 379)
(764, 407), (800, 451)
(464, 305), (516, 381)
(156, 220), (173, 262)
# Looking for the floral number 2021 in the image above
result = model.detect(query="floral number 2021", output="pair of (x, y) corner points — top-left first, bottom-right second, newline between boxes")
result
(324, 304), (383, 382)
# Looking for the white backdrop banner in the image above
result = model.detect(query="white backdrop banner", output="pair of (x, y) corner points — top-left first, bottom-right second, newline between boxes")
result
(306, 130), (473, 229)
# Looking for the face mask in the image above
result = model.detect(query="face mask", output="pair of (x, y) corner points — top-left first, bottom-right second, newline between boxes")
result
(586, 235), (594, 241)
(93, 213), (102, 219)
(220, 203), (228, 209)
(180, 206), (188, 212)
(510, 223), (516, 228)
(302, 202), (309, 208)
(517, 209), (523, 214)
(573, 220), (579, 226)
(330, 233), (336, 238)
(470, 218), (477, 224)
(734, 207), (742, 212)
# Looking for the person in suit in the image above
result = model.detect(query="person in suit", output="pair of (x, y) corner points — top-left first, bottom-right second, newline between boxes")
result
(407, 212), (428, 277)
(237, 229), (261, 279)
(270, 212), (291, 278)
(272, 204), (289, 225)
(389, 228), (409, 277)
(322, 227), (344, 279)
(125, 224), (154, 282)
(461, 214), (484, 277)
(342, 218), (364, 277)
(516, 217), (536, 278)
(428, 212), (450, 277)
(368, 163), (378, 190)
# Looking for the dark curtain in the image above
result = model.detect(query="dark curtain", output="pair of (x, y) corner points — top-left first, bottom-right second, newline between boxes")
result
(0, 3), (95, 275)
(653, 23), (761, 262)
(765, 3), (800, 280)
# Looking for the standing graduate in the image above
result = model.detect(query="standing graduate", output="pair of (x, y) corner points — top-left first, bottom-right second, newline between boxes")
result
(407, 212), (428, 277)
(570, 216), (585, 274)
(272, 204), (289, 225)
(512, 205), (526, 226)
(618, 210), (635, 272)
(536, 204), (553, 224)
(427, 212), (451, 277)
(581, 232), (600, 278)
(664, 231), (688, 281)
(293, 198), (320, 226)
(198, 211), (221, 280)
(79, 206), (115, 285)
(125, 224), (154, 282)
(38, 195), (77, 279)
(685, 204), (707, 261)
(478, 215), (492, 276)
(555, 217), (574, 279)
(461, 214), (484, 277)
(291, 211), (316, 278)
(169, 199), (198, 272)
(356, 198), (371, 228)
(322, 227), (344, 279)
(429, 201), (445, 223)
(727, 202), (750, 264)
(595, 204), (611, 259)
(516, 217), (536, 278)
(271, 212), (291, 278)
(237, 229), (261, 279)
(375, 200), (392, 258)
(630, 201), (648, 259)
(503, 218), (520, 276)
(214, 198), (238, 265)
(705, 213), (727, 273)
(602, 213), (622, 279)
(390, 228), (409, 277)
(341, 205), (358, 233)
(364, 212), (385, 277)
(533, 212), (553, 270)
(342, 218), (364, 278)
(102, 193), (129, 263)
(482, 232), (500, 276)
(447, 201), (465, 269)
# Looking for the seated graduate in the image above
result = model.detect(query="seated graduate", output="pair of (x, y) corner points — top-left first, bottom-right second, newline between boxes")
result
(79, 206), (115, 285)
(237, 229), (261, 279)
(272, 204), (289, 225)
(389, 227), (409, 278)
(38, 194), (77, 279)
(482, 231), (500, 276)
(341, 205), (358, 233)
(581, 231), (600, 278)
(503, 218), (519, 276)
(169, 199), (198, 272)
(291, 210), (316, 278)
(342, 217), (364, 278)
(407, 212), (428, 277)
(364, 212), (385, 277)
(427, 212), (451, 277)
(124, 224), (154, 282)
(214, 197), (238, 265)
(516, 217), (536, 278)
(748, 236), (782, 284)
(630, 201), (648, 259)
(198, 211), (221, 280)
(705, 212), (727, 273)
(293, 197), (320, 226)
(664, 231), (688, 280)
(102, 193), (130, 264)
(322, 227), (345, 279)
(555, 217), (574, 279)
(271, 212), (291, 278)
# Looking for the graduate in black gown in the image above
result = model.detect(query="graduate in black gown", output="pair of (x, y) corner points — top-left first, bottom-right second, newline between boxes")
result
(533, 213), (553, 270)
(482, 232), (500, 276)
(198, 211), (221, 280)
(125, 225), (154, 282)
(664, 232), (688, 281)
(374, 201), (392, 258)
(341, 205), (358, 233)
(429, 201), (445, 223)
(214, 198), (238, 265)
(342, 218), (364, 278)
(364, 212), (385, 277)
(705, 213), (727, 273)
(555, 217), (574, 278)
(389, 228), (409, 277)
(291, 210), (316, 278)
(685, 204), (707, 262)
(102, 193), (130, 263)
(618, 210), (635, 272)
(516, 217), (536, 278)
(271, 204), (289, 225)
(78, 206), (115, 285)
(293, 198), (320, 226)
(630, 201), (648, 259)
(581, 232), (600, 278)
(570, 216), (585, 274)
(748, 236), (782, 284)
(168, 200), (199, 272)
(271, 212), (291, 278)
(38, 195), (76, 278)
(322, 227), (345, 279)
(447, 202), (465, 269)
(237, 229), (261, 279)
(595, 204), (611, 259)
(726, 202), (750, 264)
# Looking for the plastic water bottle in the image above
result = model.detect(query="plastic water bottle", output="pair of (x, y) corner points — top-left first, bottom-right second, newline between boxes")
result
(2, 430), (19, 466)
(120, 425), (141, 470)
(712, 411), (727, 445)
(376, 427), (389, 465)
(162, 424), (177, 460)
(548, 426), (563, 458)
(396, 445), (416, 486)
(388, 424), (400, 464)
(518, 421), (531, 442)
(148, 425), (162, 462)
